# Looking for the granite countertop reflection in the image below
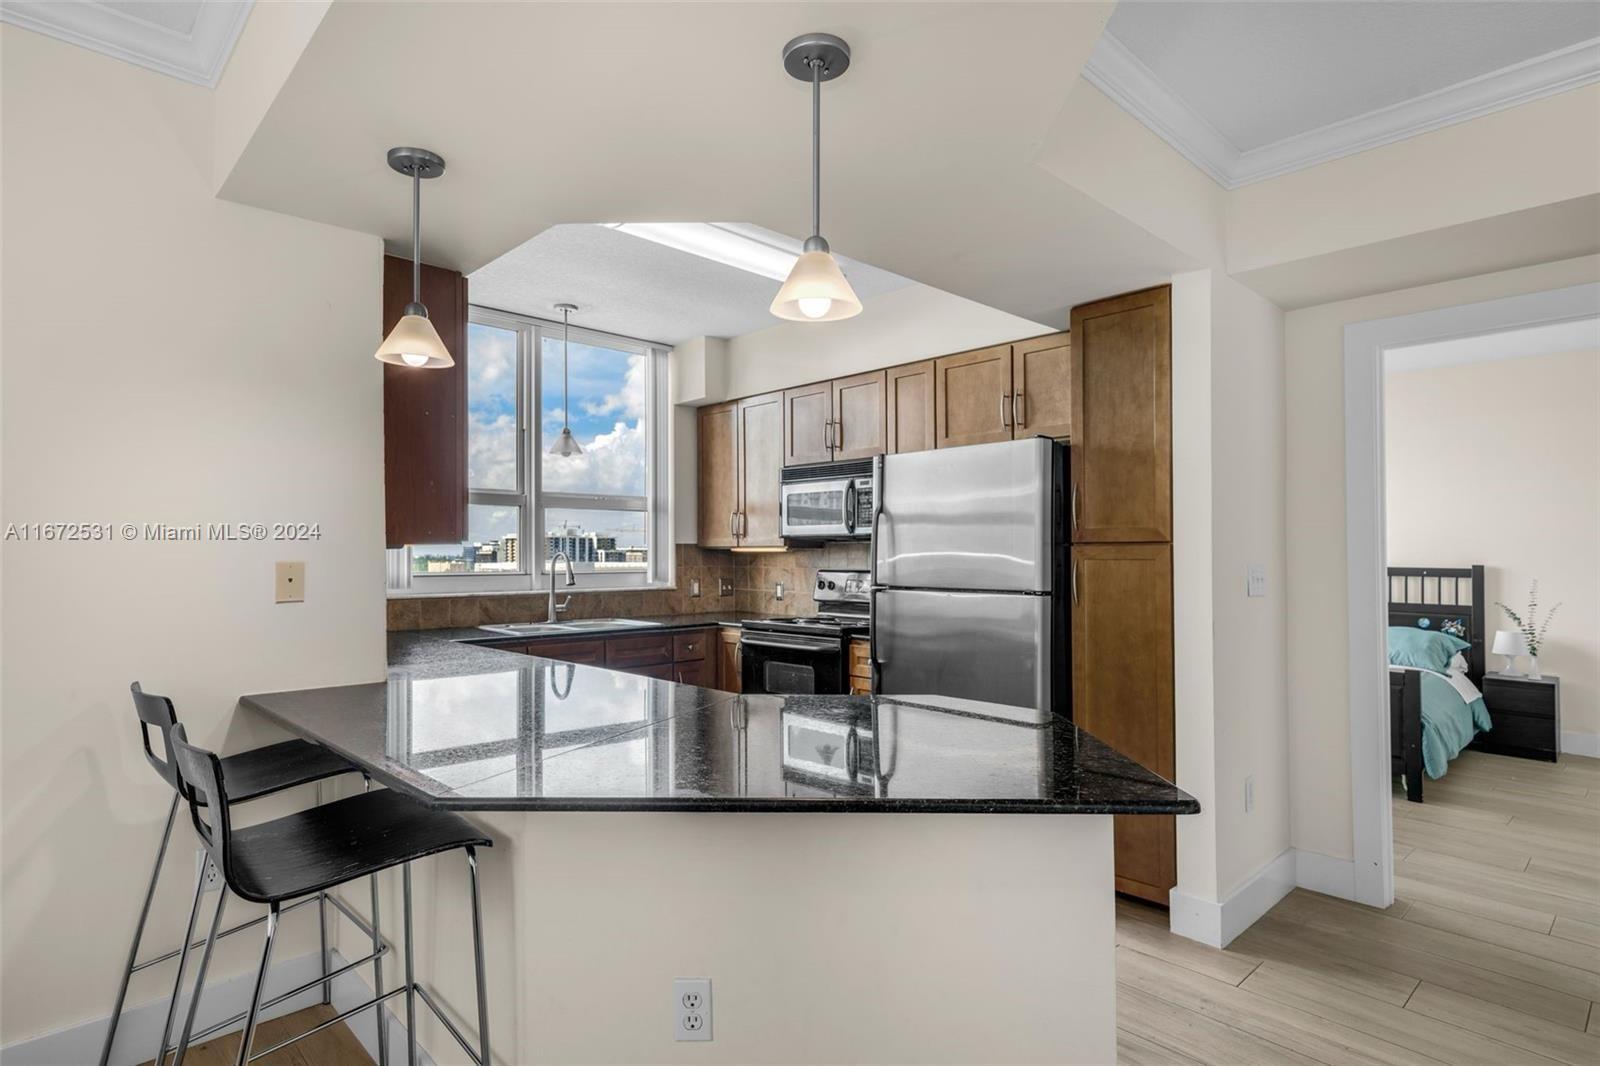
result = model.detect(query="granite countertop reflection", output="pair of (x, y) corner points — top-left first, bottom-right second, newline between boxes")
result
(420, 613), (754, 647)
(238, 633), (1198, 815)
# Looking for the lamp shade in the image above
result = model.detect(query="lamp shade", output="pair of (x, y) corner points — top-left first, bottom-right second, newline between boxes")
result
(549, 426), (583, 457)
(1492, 629), (1527, 656)
(375, 313), (454, 369)
(770, 251), (863, 322)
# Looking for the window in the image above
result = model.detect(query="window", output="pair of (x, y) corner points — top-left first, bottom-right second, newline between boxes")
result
(403, 308), (669, 593)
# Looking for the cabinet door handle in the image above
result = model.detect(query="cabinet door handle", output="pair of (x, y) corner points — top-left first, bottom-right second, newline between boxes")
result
(740, 512), (748, 537)
(833, 419), (842, 452)
(1071, 559), (1079, 605)
(730, 510), (739, 539)
(1000, 393), (1012, 428)
(1014, 391), (1025, 428)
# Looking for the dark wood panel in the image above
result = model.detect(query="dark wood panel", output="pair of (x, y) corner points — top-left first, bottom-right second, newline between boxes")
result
(718, 628), (742, 693)
(1012, 332), (1071, 440)
(1070, 286), (1171, 542)
(604, 632), (674, 669)
(832, 370), (887, 460)
(633, 663), (675, 681)
(934, 344), (1013, 449)
(673, 658), (716, 687)
(1071, 542), (1175, 900)
(674, 629), (711, 663)
(530, 637), (605, 667)
(697, 402), (738, 548)
(782, 382), (833, 466)
(738, 392), (785, 547)
(886, 360), (936, 454)
(383, 254), (467, 547)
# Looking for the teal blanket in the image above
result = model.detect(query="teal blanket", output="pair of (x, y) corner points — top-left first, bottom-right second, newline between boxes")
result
(1414, 670), (1493, 779)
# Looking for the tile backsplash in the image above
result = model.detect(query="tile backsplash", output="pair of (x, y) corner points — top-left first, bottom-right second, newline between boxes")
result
(387, 541), (871, 630)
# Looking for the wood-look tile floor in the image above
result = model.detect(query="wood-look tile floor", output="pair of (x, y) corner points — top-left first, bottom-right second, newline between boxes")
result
(1117, 750), (1600, 1065)
(138, 1004), (372, 1066)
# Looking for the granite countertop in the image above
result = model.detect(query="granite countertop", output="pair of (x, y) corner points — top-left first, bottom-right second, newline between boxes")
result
(421, 613), (756, 646)
(239, 633), (1199, 816)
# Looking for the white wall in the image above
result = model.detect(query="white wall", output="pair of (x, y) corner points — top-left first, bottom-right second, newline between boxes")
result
(1385, 349), (1600, 744)
(1169, 269), (1289, 944)
(1, 24), (385, 1050)
(1286, 255), (1600, 864)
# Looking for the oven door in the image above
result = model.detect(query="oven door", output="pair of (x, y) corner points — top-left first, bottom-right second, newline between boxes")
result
(780, 478), (852, 539)
(740, 630), (846, 695)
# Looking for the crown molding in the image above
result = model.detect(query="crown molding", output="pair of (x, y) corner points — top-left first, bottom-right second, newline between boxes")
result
(1083, 32), (1600, 191)
(0, 0), (253, 87)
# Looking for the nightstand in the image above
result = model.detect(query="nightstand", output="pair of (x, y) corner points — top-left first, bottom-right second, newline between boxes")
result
(1474, 673), (1560, 762)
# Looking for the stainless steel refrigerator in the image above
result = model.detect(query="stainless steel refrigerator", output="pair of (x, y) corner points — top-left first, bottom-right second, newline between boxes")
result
(868, 437), (1069, 716)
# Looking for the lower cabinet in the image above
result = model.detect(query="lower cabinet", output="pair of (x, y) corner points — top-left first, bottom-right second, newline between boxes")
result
(849, 637), (872, 695)
(506, 628), (722, 686)
(1070, 542), (1175, 903)
(718, 628), (742, 693)
(674, 658), (716, 687)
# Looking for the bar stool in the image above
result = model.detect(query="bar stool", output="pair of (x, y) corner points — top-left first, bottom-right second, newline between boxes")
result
(102, 684), (366, 1066)
(168, 723), (493, 1066)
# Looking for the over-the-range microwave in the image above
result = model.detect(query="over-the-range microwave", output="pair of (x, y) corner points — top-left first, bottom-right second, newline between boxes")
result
(779, 458), (875, 541)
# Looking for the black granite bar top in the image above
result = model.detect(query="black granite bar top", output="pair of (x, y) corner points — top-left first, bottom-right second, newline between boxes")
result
(419, 613), (754, 647)
(238, 633), (1198, 816)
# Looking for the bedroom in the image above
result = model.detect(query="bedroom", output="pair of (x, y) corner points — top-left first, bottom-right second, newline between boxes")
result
(1381, 316), (1598, 894)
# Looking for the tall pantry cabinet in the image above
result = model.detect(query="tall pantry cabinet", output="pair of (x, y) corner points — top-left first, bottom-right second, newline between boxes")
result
(1067, 285), (1176, 904)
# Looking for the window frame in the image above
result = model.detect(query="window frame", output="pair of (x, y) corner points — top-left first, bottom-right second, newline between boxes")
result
(398, 305), (671, 595)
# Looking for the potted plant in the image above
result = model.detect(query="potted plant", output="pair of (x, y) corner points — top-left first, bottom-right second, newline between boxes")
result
(1496, 580), (1562, 680)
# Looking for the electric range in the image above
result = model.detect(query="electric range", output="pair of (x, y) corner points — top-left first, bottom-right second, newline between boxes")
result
(740, 570), (869, 695)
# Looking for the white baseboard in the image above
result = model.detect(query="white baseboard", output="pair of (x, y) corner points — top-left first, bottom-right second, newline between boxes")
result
(1169, 848), (1297, 948)
(1561, 731), (1600, 758)
(1169, 848), (1361, 948)
(1, 951), (323, 1066)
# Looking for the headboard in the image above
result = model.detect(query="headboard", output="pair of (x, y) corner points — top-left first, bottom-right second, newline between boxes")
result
(1387, 565), (1486, 683)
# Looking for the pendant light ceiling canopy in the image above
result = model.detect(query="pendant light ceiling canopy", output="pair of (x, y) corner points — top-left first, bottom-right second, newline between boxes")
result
(771, 33), (863, 324)
(375, 146), (454, 369)
(549, 303), (584, 457)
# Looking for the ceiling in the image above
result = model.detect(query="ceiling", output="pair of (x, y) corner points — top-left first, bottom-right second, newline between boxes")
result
(1087, 1), (1600, 187)
(1386, 316), (1599, 373)
(0, 0), (251, 86)
(469, 223), (915, 346)
(212, 2), (1196, 329)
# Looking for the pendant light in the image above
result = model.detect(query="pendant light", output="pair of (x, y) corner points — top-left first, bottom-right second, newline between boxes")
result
(549, 303), (583, 457)
(375, 147), (454, 368)
(770, 33), (863, 323)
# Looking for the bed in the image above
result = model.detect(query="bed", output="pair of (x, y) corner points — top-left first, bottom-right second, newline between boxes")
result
(1387, 565), (1493, 802)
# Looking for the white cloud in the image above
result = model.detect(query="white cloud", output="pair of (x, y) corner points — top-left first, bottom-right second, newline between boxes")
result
(543, 418), (647, 497)
(467, 412), (517, 490)
(580, 354), (647, 420)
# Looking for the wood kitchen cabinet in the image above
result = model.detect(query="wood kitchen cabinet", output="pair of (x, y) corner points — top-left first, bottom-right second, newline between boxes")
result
(1070, 287), (1171, 542)
(1012, 333), (1072, 440)
(697, 394), (783, 548)
(934, 344), (1015, 449)
(783, 371), (887, 465)
(717, 628), (742, 693)
(886, 360), (936, 454)
(1070, 542), (1175, 904)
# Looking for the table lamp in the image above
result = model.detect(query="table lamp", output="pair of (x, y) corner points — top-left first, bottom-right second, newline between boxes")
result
(1492, 629), (1526, 676)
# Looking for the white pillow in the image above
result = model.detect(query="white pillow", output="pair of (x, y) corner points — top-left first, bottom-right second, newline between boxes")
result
(1447, 652), (1469, 675)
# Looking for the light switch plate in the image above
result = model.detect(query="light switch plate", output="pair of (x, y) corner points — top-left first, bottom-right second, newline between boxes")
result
(1246, 563), (1266, 598)
(275, 561), (306, 603)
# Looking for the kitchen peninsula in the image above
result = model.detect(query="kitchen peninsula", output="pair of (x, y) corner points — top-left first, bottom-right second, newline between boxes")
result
(243, 633), (1197, 1064)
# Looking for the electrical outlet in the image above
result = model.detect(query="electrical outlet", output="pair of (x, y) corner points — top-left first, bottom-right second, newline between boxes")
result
(276, 561), (306, 603)
(1246, 563), (1267, 598)
(196, 849), (221, 893)
(689, 578), (702, 598)
(674, 978), (711, 1042)
(1244, 775), (1255, 813)
(718, 577), (733, 597)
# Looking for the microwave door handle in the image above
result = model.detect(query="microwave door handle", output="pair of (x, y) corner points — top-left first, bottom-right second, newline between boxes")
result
(844, 480), (857, 534)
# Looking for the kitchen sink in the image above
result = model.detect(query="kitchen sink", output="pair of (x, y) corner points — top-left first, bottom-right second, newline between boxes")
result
(478, 618), (662, 638)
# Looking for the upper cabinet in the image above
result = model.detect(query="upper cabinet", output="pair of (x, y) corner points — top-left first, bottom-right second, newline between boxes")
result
(698, 393), (783, 549)
(783, 371), (886, 465)
(886, 360), (936, 454)
(933, 334), (1071, 450)
(1069, 288), (1171, 542)
(383, 254), (468, 548)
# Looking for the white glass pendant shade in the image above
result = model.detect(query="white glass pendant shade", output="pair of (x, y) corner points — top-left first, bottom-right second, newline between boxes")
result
(375, 313), (454, 368)
(770, 251), (862, 322)
(549, 426), (583, 456)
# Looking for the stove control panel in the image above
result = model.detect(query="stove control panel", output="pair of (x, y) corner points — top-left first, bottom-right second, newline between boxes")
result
(815, 569), (870, 604)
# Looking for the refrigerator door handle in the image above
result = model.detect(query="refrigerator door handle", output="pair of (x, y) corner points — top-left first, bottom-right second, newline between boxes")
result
(868, 454), (885, 690)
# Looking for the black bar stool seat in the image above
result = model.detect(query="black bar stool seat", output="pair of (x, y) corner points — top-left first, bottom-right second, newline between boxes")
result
(223, 789), (491, 904)
(216, 739), (360, 803)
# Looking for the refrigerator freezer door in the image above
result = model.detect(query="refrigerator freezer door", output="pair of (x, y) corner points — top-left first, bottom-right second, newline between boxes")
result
(873, 589), (1052, 713)
(875, 437), (1055, 592)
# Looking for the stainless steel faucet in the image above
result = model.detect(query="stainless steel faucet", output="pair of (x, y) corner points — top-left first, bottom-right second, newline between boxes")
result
(548, 550), (576, 622)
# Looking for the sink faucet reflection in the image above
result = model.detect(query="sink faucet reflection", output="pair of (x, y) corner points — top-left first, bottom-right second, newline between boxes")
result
(548, 550), (576, 623)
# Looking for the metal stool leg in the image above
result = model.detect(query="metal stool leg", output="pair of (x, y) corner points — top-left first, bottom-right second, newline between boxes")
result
(366, 777), (390, 1066)
(235, 903), (279, 1066)
(99, 792), (180, 1066)
(316, 782), (331, 1006)
(173, 888), (228, 1066)
(154, 859), (208, 1066)
(467, 846), (490, 1066)
(402, 864), (418, 1066)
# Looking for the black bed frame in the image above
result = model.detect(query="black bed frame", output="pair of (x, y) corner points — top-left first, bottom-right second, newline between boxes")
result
(1387, 565), (1485, 803)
